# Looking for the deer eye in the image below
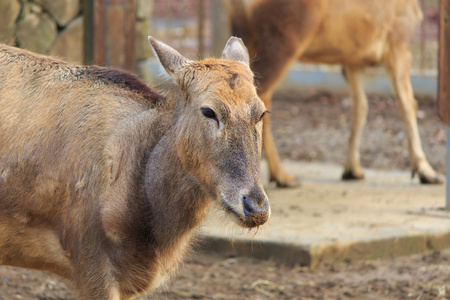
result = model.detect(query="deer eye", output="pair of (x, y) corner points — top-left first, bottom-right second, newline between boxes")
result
(201, 107), (218, 122)
(259, 110), (270, 122)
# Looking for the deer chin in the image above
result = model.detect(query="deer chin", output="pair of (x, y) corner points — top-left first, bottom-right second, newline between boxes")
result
(219, 193), (270, 229)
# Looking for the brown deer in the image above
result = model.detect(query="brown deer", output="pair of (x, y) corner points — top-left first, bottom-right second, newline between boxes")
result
(0, 37), (270, 299)
(229, 0), (442, 187)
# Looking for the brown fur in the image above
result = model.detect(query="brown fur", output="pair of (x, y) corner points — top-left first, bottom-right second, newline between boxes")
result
(0, 37), (270, 299)
(229, 0), (442, 186)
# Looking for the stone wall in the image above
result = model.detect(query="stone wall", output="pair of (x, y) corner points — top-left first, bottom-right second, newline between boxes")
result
(0, 0), (153, 66)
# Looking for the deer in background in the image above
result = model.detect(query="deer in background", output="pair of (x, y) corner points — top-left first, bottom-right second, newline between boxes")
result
(229, 0), (442, 187)
(0, 37), (269, 299)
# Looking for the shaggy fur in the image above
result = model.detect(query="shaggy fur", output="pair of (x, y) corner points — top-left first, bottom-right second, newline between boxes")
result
(0, 37), (270, 299)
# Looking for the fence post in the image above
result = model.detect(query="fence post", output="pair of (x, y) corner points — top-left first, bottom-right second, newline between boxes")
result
(211, 0), (231, 57)
(439, 0), (450, 209)
(84, 0), (136, 71)
(198, 0), (205, 58)
(447, 125), (450, 210)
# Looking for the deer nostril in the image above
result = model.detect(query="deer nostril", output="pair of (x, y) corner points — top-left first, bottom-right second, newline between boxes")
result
(243, 196), (268, 217)
(243, 196), (253, 217)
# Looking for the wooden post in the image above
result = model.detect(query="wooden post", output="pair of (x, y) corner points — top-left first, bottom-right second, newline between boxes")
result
(439, 0), (450, 209)
(447, 125), (450, 210)
(211, 0), (231, 57)
(198, 0), (205, 58)
(84, 0), (137, 71)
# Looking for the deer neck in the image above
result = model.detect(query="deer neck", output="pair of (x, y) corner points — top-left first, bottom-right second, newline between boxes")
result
(143, 129), (212, 250)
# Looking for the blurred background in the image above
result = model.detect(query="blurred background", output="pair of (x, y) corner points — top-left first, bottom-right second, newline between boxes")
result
(0, 0), (440, 90)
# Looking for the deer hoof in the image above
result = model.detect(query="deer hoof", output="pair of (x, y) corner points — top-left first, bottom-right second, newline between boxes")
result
(419, 173), (444, 184)
(341, 170), (364, 181)
(270, 174), (300, 188)
(276, 179), (300, 188)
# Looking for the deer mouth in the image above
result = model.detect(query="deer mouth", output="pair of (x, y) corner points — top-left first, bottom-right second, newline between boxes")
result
(222, 202), (245, 224)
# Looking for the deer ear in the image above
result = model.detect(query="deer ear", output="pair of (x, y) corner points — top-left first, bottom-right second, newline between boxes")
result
(148, 36), (191, 79)
(221, 37), (250, 66)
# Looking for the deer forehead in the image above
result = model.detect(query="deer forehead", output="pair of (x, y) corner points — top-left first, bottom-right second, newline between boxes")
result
(184, 59), (254, 92)
(186, 59), (260, 109)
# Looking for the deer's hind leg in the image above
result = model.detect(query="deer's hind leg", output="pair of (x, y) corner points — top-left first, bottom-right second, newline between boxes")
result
(383, 41), (442, 184)
(253, 38), (302, 188)
(250, 0), (325, 187)
(342, 65), (369, 180)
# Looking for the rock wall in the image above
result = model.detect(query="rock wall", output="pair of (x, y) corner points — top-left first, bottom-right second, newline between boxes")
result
(0, 0), (153, 66)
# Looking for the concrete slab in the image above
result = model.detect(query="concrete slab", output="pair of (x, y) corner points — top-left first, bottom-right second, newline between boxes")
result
(199, 160), (450, 267)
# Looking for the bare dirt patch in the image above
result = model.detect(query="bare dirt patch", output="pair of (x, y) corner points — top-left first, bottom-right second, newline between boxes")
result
(154, 249), (450, 300)
(1, 250), (449, 300)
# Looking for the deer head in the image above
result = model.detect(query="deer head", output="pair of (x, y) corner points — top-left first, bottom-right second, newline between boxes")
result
(149, 36), (270, 228)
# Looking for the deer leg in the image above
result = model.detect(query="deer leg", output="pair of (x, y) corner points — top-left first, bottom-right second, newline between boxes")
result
(74, 277), (122, 300)
(242, 1), (327, 188)
(71, 253), (125, 300)
(259, 89), (298, 187)
(252, 42), (305, 187)
(253, 51), (304, 187)
(342, 65), (368, 180)
(384, 44), (442, 184)
(250, 5), (324, 187)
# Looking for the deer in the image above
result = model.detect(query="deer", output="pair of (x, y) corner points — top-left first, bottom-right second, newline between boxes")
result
(228, 0), (443, 187)
(0, 36), (270, 299)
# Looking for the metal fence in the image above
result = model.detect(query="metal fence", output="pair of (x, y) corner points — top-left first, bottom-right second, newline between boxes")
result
(150, 0), (439, 75)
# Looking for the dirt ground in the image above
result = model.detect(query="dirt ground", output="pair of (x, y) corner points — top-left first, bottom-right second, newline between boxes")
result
(1, 249), (449, 300)
(154, 249), (450, 300)
(0, 93), (448, 299)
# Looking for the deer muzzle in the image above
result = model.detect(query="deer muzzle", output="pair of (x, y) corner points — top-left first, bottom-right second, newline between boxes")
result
(241, 187), (270, 228)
